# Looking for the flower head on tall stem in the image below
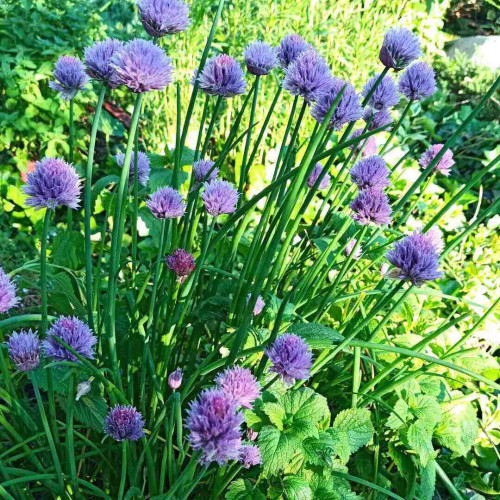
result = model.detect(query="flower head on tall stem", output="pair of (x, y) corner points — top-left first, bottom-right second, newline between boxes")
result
(105, 405), (145, 441)
(350, 156), (390, 190)
(362, 73), (399, 110)
(49, 56), (89, 100)
(168, 368), (183, 389)
(0, 267), (19, 313)
(147, 186), (186, 219)
(277, 34), (310, 68)
(350, 188), (392, 226)
(363, 108), (393, 131)
(307, 163), (331, 190)
(349, 129), (378, 157)
(215, 366), (261, 409)
(8, 330), (41, 372)
(111, 39), (173, 93)
(239, 445), (262, 468)
(398, 62), (436, 101)
(198, 54), (246, 97)
(379, 27), (421, 71)
(201, 179), (239, 216)
(115, 151), (151, 186)
(244, 41), (277, 76)
(166, 249), (195, 282)
(138, 0), (191, 37)
(419, 144), (454, 176)
(84, 39), (123, 86)
(23, 157), (81, 210)
(193, 159), (219, 184)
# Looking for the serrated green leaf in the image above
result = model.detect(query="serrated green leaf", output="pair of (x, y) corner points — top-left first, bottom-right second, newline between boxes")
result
(258, 426), (302, 478)
(262, 402), (285, 430)
(283, 476), (312, 500)
(303, 436), (335, 466)
(419, 459), (436, 500)
(290, 419), (319, 440)
(31, 366), (70, 394)
(388, 442), (417, 484)
(326, 427), (351, 464)
(51, 230), (85, 270)
(58, 390), (108, 432)
(332, 408), (374, 454)
(386, 399), (409, 430)
(410, 395), (442, 426)
(287, 323), (343, 348)
(280, 387), (330, 424)
(407, 420), (436, 467)
(226, 479), (266, 500)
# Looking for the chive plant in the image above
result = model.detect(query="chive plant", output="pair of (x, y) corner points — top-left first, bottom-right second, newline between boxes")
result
(0, 1), (499, 498)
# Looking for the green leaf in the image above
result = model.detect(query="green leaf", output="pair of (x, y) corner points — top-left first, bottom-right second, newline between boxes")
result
(280, 387), (330, 424)
(287, 323), (344, 348)
(149, 168), (188, 190)
(262, 402), (286, 430)
(410, 395), (442, 426)
(258, 426), (302, 478)
(289, 419), (319, 440)
(283, 476), (313, 500)
(58, 389), (108, 432)
(332, 408), (374, 454)
(386, 399), (409, 430)
(51, 230), (85, 270)
(31, 366), (70, 394)
(419, 459), (436, 500)
(406, 420), (436, 467)
(326, 427), (351, 464)
(303, 436), (335, 467)
(226, 479), (266, 500)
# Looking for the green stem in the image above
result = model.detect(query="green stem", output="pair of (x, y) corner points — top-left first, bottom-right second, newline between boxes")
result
(200, 95), (223, 158)
(66, 372), (78, 496)
(40, 210), (52, 335)
(118, 441), (127, 500)
(435, 461), (465, 500)
(351, 346), (361, 407)
(67, 98), (75, 227)
(380, 100), (412, 155)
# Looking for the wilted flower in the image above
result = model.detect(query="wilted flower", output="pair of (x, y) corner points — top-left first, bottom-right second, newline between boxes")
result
(198, 54), (246, 97)
(398, 62), (436, 101)
(193, 159), (219, 183)
(215, 366), (261, 409)
(115, 151), (151, 186)
(266, 333), (313, 386)
(362, 73), (399, 110)
(147, 186), (186, 219)
(349, 129), (377, 157)
(282, 50), (332, 102)
(422, 227), (445, 253)
(138, 0), (191, 37)
(350, 156), (390, 190)
(202, 179), (239, 217)
(345, 239), (362, 260)
(244, 41), (277, 76)
(76, 380), (92, 401)
(0, 267), (19, 313)
(168, 368), (183, 389)
(277, 34), (310, 68)
(43, 316), (97, 362)
(386, 231), (442, 286)
(166, 249), (195, 282)
(111, 39), (173, 93)
(49, 56), (89, 100)
(418, 144), (454, 176)
(363, 108), (393, 130)
(307, 163), (331, 190)
(239, 445), (262, 468)
(105, 405), (145, 441)
(84, 39), (123, 85)
(23, 158), (81, 211)
(379, 27), (421, 71)
(247, 294), (265, 316)
(247, 428), (258, 441)
(380, 262), (390, 276)
(186, 388), (243, 465)
(350, 188), (392, 226)
(7, 330), (41, 371)
(311, 77), (362, 130)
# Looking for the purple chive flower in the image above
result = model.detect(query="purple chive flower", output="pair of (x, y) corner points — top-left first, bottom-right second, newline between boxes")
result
(350, 156), (390, 190)
(282, 50), (332, 102)
(247, 294), (265, 316)
(349, 129), (377, 157)
(166, 249), (195, 283)
(201, 179), (239, 217)
(277, 34), (310, 68)
(311, 77), (363, 130)
(7, 330), (41, 372)
(364, 108), (393, 131)
(105, 405), (145, 441)
(168, 368), (183, 389)
(193, 159), (219, 183)
(266, 333), (313, 386)
(379, 27), (421, 71)
(398, 62), (436, 101)
(345, 239), (362, 260)
(244, 41), (277, 76)
(198, 54), (247, 97)
(215, 367), (261, 409)
(307, 162), (331, 190)
(186, 388), (243, 465)
(23, 157), (81, 211)
(43, 316), (97, 362)
(422, 227), (444, 254)
(115, 152), (151, 186)
(0, 267), (19, 314)
(239, 445), (262, 468)
(49, 56), (89, 100)
(350, 188), (392, 226)
(138, 0), (191, 37)
(147, 186), (186, 219)
(84, 39), (123, 85)
(419, 144), (454, 176)
(386, 231), (442, 286)
(111, 39), (173, 93)
(362, 74), (399, 110)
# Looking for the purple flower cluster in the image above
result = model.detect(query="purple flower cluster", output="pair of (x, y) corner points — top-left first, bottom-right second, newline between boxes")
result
(244, 41), (277, 76)
(386, 231), (442, 286)
(168, 368), (183, 389)
(0, 267), (18, 314)
(419, 144), (454, 176)
(345, 239), (362, 260)
(350, 156), (390, 190)
(115, 151), (151, 186)
(198, 54), (246, 97)
(282, 50), (332, 102)
(363, 108), (393, 131)
(43, 316), (97, 362)
(379, 28), (421, 71)
(84, 39), (123, 86)
(147, 186), (186, 219)
(105, 405), (145, 441)
(239, 445), (262, 468)
(307, 163), (331, 190)
(166, 249), (195, 282)
(350, 188), (392, 226)
(23, 157), (82, 211)
(193, 159), (219, 184)
(266, 333), (312, 386)
(277, 34), (310, 68)
(362, 74), (399, 110)
(49, 56), (89, 100)
(138, 0), (191, 37)
(349, 129), (377, 157)
(111, 39), (173, 93)
(215, 366), (261, 409)
(202, 179), (239, 217)
(398, 62), (436, 101)
(8, 330), (41, 372)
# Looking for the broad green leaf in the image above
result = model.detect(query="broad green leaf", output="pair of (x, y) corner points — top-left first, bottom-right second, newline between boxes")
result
(326, 427), (351, 464)
(51, 230), (85, 270)
(287, 323), (344, 348)
(31, 366), (70, 394)
(258, 426), (302, 478)
(58, 389), (108, 432)
(303, 436), (335, 466)
(149, 168), (188, 191)
(283, 476), (312, 500)
(290, 419), (319, 440)
(388, 443), (417, 484)
(410, 395), (442, 426)
(386, 399), (409, 430)
(280, 387), (330, 424)
(226, 479), (266, 500)
(332, 408), (374, 454)
(262, 402), (285, 430)
(419, 459), (436, 500)
(407, 420), (436, 467)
